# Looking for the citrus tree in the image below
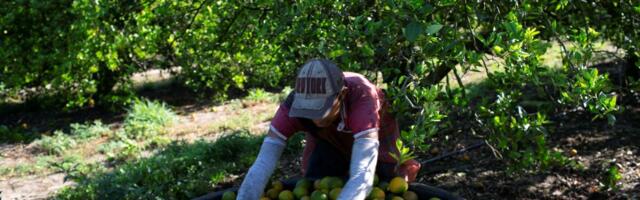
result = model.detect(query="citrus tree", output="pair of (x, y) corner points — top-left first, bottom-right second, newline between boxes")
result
(2, 0), (638, 172)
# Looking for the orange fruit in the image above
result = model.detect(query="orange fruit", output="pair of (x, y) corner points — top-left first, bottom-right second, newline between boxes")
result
(296, 178), (312, 189)
(569, 149), (578, 156)
(271, 180), (284, 191)
(221, 191), (236, 200)
(402, 191), (418, 200)
(367, 187), (385, 199)
(278, 190), (294, 200)
(329, 188), (341, 200)
(310, 190), (328, 200)
(430, 147), (440, 155)
(388, 177), (408, 194)
(328, 177), (344, 189)
(378, 181), (389, 191)
(266, 188), (279, 199)
(293, 186), (309, 198)
(318, 177), (333, 190)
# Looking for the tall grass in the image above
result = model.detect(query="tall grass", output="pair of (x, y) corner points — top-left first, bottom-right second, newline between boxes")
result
(123, 99), (177, 139)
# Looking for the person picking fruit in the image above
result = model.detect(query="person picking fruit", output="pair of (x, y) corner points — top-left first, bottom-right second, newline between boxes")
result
(237, 59), (421, 199)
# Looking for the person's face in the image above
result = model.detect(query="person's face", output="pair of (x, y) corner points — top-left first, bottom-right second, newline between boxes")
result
(312, 88), (346, 127)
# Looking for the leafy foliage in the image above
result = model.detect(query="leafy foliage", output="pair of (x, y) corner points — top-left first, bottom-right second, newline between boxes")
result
(478, 93), (568, 172)
(389, 139), (416, 168)
(35, 131), (79, 155)
(603, 164), (623, 191)
(69, 120), (111, 140)
(34, 120), (109, 155)
(123, 99), (177, 139)
(561, 69), (619, 125)
(55, 132), (262, 200)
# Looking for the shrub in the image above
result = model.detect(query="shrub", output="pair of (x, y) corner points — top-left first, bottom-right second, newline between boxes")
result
(478, 92), (571, 172)
(123, 100), (177, 139)
(561, 69), (619, 125)
(33, 120), (111, 155)
(34, 131), (77, 155)
(70, 120), (111, 140)
(245, 88), (270, 102)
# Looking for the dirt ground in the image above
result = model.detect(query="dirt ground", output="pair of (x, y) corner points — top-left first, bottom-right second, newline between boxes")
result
(0, 173), (72, 200)
(418, 109), (640, 200)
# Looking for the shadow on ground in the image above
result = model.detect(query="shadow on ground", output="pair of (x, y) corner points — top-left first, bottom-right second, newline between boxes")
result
(54, 131), (263, 200)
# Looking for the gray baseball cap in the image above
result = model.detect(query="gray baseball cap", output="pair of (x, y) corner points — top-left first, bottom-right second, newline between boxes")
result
(289, 59), (344, 119)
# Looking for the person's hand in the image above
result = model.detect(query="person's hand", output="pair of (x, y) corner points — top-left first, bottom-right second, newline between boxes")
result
(397, 159), (421, 182)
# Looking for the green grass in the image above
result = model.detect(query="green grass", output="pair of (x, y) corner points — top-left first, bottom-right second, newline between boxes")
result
(0, 155), (56, 177)
(34, 131), (78, 155)
(69, 121), (110, 140)
(245, 88), (271, 102)
(55, 131), (264, 200)
(26, 99), (176, 177)
(123, 99), (177, 139)
(33, 121), (110, 155)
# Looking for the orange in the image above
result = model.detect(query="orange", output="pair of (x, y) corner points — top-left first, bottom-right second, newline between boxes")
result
(402, 191), (418, 200)
(271, 180), (284, 191)
(367, 187), (385, 199)
(278, 190), (294, 200)
(296, 178), (312, 189)
(221, 191), (236, 200)
(328, 177), (344, 189)
(266, 188), (279, 199)
(388, 177), (408, 194)
(293, 186), (309, 198)
(329, 188), (341, 200)
(310, 190), (328, 200)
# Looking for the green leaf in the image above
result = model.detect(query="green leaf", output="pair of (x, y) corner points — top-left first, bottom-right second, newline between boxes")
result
(329, 49), (346, 58)
(404, 21), (423, 42)
(408, 0), (423, 9)
(361, 44), (375, 57)
(608, 95), (617, 108)
(425, 23), (444, 35)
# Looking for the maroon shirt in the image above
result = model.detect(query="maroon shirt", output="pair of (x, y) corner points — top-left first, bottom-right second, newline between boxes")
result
(270, 72), (400, 171)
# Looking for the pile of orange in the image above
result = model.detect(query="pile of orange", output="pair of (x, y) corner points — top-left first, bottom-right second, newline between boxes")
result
(222, 175), (437, 200)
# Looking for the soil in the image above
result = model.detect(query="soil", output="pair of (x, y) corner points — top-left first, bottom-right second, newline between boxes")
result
(0, 173), (72, 200)
(416, 109), (640, 200)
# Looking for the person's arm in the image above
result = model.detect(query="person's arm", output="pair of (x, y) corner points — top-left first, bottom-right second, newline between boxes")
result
(338, 130), (379, 200)
(237, 131), (286, 199)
